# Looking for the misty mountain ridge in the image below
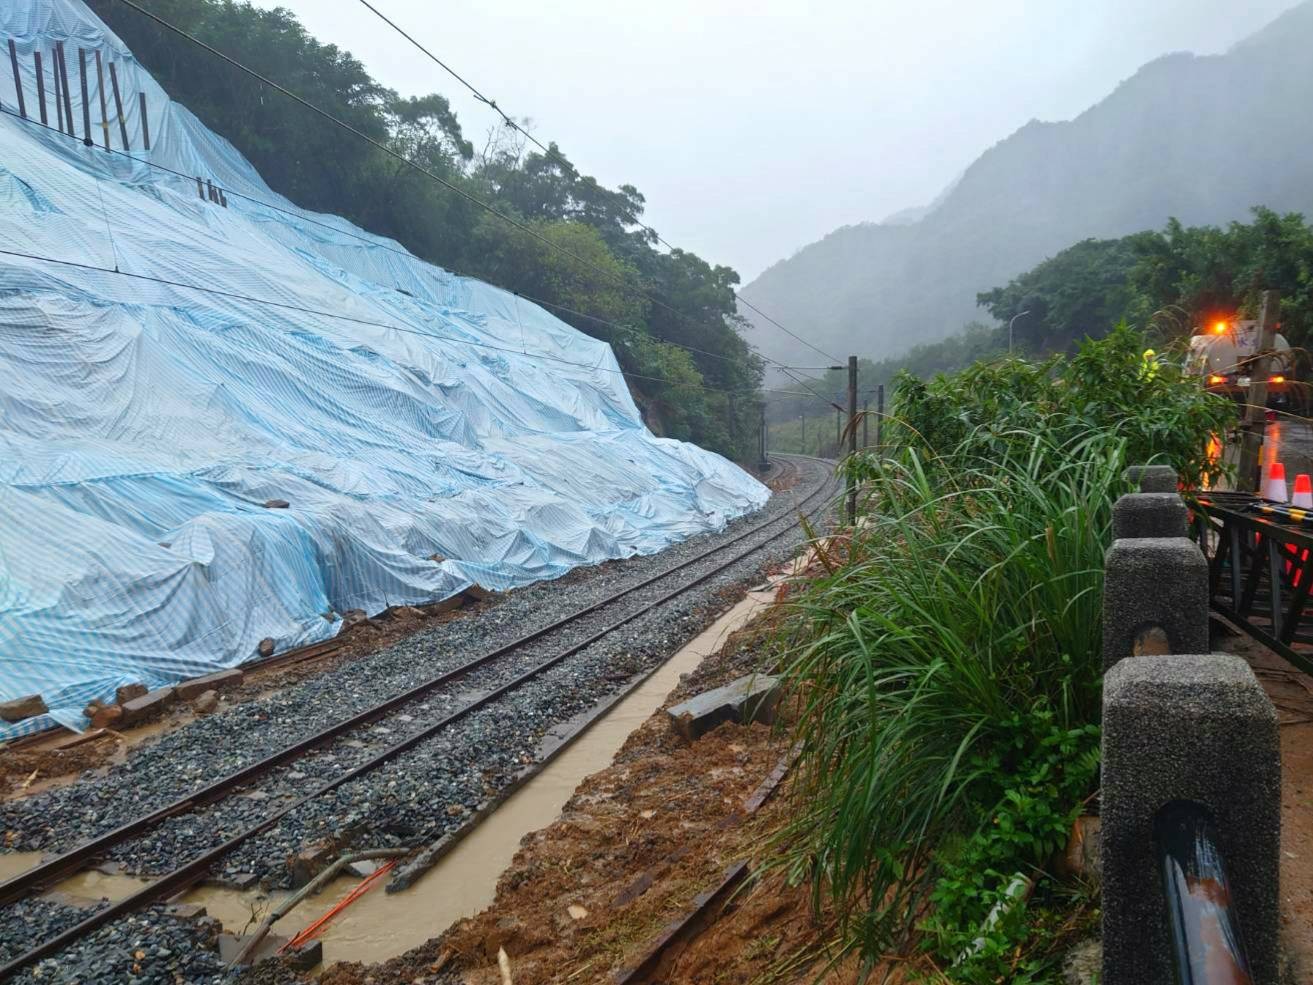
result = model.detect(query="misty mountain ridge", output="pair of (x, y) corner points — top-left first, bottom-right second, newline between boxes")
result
(740, 0), (1313, 369)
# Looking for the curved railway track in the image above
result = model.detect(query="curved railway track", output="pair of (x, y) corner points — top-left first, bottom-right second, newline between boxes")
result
(0, 455), (836, 979)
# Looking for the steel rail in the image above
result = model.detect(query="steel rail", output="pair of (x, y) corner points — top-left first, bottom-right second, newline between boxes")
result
(0, 458), (835, 979)
(0, 456), (817, 907)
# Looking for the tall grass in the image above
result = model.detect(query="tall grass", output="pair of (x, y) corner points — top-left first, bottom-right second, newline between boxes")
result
(776, 426), (1128, 963)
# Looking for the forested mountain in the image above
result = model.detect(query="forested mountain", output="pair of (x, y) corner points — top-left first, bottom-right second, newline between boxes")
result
(739, 1), (1313, 369)
(87, 0), (762, 459)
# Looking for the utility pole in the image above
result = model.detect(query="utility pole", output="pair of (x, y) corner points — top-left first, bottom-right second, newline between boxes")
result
(847, 356), (858, 524)
(876, 384), (885, 458)
(1238, 290), (1281, 491)
(834, 406), (841, 452)
(758, 402), (769, 471)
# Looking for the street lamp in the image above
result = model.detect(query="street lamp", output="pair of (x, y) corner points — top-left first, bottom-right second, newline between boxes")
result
(1009, 310), (1031, 353)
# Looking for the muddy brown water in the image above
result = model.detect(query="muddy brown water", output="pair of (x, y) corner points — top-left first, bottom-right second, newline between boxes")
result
(183, 584), (782, 967)
(0, 581), (782, 968)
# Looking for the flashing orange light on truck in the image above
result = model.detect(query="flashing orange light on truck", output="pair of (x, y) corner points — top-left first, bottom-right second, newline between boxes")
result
(1214, 321), (1229, 334)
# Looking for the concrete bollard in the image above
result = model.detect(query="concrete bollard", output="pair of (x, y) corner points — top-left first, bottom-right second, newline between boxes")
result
(1101, 537), (1208, 671)
(1111, 492), (1188, 540)
(1123, 464), (1178, 493)
(1101, 654), (1280, 985)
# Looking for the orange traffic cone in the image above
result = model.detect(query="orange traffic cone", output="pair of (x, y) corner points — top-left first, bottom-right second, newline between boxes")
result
(1295, 475), (1313, 509)
(1264, 462), (1289, 503)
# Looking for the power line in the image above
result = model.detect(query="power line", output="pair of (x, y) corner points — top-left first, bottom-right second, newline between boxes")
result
(0, 245), (815, 399)
(112, 0), (774, 367)
(107, 0), (842, 391)
(17, 4), (845, 408)
(0, 104), (779, 380)
(351, 0), (842, 366)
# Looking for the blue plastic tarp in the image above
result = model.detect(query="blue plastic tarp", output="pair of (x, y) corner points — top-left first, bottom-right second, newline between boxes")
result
(0, 0), (768, 738)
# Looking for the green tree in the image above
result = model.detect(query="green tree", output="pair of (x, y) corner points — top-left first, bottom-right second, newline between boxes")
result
(88, 0), (765, 460)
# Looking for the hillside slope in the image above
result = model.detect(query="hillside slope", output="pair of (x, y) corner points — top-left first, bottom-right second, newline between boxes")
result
(0, 0), (767, 737)
(740, 1), (1313, 367)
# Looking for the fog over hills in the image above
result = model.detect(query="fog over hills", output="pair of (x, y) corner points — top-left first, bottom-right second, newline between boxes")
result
(739, 1), (1313, 368)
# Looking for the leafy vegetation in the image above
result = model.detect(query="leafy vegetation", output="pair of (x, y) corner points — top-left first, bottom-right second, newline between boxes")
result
(90, 0), (763, 458)
(981, 208), (1313, 355)
(774, 328), (1232, 978)
(861, 208), (1313, 385)
(739, 1), (1313, 369)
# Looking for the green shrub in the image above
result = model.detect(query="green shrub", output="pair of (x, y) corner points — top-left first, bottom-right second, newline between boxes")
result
(890, 323), (1235, 490)
(774, 326), (1230, 975)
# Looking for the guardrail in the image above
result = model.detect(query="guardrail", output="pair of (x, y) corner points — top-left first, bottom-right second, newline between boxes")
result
(1100, 467), (1281, 985)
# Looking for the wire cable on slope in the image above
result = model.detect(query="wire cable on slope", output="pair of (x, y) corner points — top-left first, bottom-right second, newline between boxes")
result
(107, 0), (844, 393)
(0, 245), (819, 399)
(1, 104), (830, 390)
(352, 0), (843, 366)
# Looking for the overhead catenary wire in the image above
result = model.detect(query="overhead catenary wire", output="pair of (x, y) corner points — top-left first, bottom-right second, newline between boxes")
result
(105, 0), (844, 396)
(0, 245), (816, 399)
(0, 103), (831, 391)
(352, 0), (843, 366)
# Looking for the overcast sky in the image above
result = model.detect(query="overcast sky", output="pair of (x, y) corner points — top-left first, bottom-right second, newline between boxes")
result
(250, 0), (1297, 283)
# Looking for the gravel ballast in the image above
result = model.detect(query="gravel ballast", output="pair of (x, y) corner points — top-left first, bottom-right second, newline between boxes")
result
(0, 457), (834, 976)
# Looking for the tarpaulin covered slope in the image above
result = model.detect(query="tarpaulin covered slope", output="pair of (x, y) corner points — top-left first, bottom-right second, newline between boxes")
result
(0, 0), (768, 737)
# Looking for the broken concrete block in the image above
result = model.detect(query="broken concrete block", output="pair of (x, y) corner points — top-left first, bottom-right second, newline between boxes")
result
(90, 704), (124, 730)
(0, 694), (48, 723)
(190, 690), (220, 716)
(257, 637), (276, 658)
(666, 674), (781, 741)
(120, 686), (176, 725)
(285, 939), (323, 971)
(288, 845), (333, 888)
(115, 683), (148, 704)
(176, 669), (243, 700)
(346, 858), (381, 878)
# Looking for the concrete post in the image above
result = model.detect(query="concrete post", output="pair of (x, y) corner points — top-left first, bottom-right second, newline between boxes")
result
(1123, 464), (1178, 493)
(1102, 537), (1209, 670)
(1102, 654), (1281, 985)
(1111, 493), (1188, 540)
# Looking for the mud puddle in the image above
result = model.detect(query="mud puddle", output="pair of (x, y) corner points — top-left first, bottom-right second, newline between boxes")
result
(185, 584), (781, 969)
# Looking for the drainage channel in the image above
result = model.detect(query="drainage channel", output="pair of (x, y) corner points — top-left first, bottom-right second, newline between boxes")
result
(180, 580), (784, 969)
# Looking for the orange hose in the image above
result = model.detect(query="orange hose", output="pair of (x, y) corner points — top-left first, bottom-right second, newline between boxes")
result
(279, 859), (397, 953)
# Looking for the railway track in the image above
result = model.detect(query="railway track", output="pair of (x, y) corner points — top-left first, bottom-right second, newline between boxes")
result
(0, 455), (835, 979)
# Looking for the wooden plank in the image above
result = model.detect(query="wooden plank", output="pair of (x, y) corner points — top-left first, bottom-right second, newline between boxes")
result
(33, 51), (46, 126)
(108, 61), (129, 150)
(612, 861), (750, 984)
(8, 39), (26, 119)
(77, 47), (91, 144)
(94, 49), (109, 149)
